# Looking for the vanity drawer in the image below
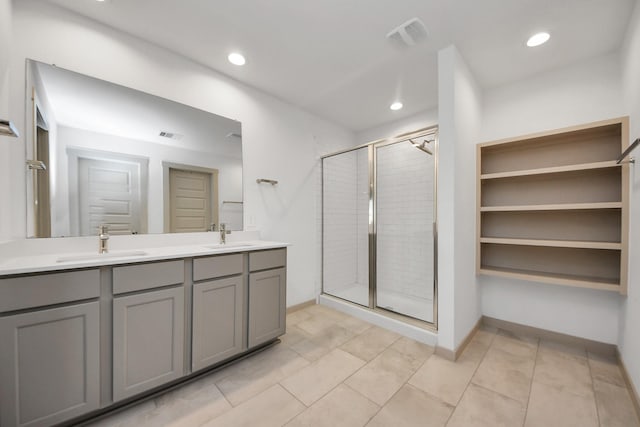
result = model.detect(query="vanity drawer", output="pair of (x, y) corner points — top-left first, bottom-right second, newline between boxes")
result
(0, 269), (100, 313)
(249, 249), (286, 272)
(113, 260), (184, 295)
(193, 254), (243, 281)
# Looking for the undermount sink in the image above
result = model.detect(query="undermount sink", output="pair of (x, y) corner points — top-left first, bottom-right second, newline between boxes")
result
(203, 242), (257, 250)
(56, 250), (148, 263)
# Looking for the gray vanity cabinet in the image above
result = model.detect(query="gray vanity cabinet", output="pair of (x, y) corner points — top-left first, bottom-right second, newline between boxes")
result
(248, 249), (287, 348)
(112, 286), (185, 401)
(0, 246), (287, 426)
(192, 253), (244, 371)
(0, 301), (100, 427)
(192, 276), (244, 371)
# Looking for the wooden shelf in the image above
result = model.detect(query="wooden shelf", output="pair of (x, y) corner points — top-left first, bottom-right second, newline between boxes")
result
(477, 117), (629, 295)
(480, 202), (622, 212)
(479, 266), (621, 292)
(479, 237), (621, 250)
(480, 160), (620, 180)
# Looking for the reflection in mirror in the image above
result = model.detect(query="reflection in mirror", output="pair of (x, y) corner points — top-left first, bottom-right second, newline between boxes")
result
(25, 60), (243, 238)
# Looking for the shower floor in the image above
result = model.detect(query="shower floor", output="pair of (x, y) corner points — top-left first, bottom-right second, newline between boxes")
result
(325, 283), (433, 323)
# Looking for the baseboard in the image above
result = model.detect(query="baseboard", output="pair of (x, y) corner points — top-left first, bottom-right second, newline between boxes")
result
(617, 348), (640, 422)
(286, 299), (316, 314)
(482, 316), (617, 358)
(435, 317), (482, 361)
(434, 346), (456, 361)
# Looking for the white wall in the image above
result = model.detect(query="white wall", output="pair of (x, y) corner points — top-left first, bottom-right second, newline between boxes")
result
(451, 48), (483, 347)
(480, 52), (625, 344)
(480, 52), (624, 141)
(0, 0), (10, 118)
(356, 107), (438, 145)
(620, 0), (640, 399)
(7, 1), (355, 306)
(437, 46), (483, 351)
(0, 0), (15, 242)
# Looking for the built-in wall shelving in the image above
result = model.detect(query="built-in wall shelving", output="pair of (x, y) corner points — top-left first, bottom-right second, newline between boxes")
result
(477, 117), (629, 294)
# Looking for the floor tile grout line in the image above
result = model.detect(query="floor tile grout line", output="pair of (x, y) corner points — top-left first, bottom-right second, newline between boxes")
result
(465, 340), (537, 409)
(212, 344), (313, 409)
(344, 345), (436, 410)
(341, 381), (387, 425)
(523, 337), (541, 427)
(277, 346), (367, 409)
(278, 381), (311, 410)
(277, 315), (432, 425)
(469, 381), (531, 407)
(443, 330), (497, 426)
(586, 353), (603, 426)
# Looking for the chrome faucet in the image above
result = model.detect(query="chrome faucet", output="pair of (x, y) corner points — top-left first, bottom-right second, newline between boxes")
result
(98, 224), (109, 254)
(220, 223), (227, 245)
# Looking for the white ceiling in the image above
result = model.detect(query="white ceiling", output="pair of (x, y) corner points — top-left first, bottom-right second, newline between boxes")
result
(44, 0), (636, 132)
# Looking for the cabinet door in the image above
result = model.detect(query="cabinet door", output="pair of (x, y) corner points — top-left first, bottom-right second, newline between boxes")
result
(192, 276), (244, 371)
(248, 268), (286, 348)
(113, 287), (184, 401)
(0, 302), (100, 427)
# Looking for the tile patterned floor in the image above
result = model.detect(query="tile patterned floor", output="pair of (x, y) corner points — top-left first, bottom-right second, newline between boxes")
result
(88, 304), (640, 427)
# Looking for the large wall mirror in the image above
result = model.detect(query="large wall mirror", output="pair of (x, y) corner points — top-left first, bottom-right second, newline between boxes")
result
(25, 59), (243, 238)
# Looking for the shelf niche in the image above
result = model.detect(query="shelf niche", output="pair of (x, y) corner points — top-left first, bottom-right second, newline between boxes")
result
(477, 117), (629, 294)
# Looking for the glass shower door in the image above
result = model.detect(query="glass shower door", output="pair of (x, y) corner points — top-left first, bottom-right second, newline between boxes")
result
(322, 147), (370, 306)
(375, 139), (435, 322)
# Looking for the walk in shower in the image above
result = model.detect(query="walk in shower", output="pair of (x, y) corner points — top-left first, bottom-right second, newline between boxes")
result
(322, 127), (437, 326)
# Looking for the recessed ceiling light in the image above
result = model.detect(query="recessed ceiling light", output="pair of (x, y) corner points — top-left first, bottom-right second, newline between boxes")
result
(228, 53), (246, 66)
(527, 32), (550, 47)
(390, 102), (403, 111)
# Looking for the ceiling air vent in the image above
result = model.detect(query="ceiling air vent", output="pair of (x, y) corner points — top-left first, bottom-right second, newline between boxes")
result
(159, 131), (183, 140)
(386, 17), (428, 48)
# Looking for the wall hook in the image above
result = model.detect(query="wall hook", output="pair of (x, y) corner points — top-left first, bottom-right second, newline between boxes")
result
(26, 160), (46, 170)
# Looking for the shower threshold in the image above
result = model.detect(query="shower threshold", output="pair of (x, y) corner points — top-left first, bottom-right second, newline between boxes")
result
(325, 283), (433, 323)
(318, 294), (437, 346)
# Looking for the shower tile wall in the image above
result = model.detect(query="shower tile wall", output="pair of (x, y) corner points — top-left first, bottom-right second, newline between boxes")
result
(376, 142), (434, 306)
(356, 148), (369, 288)
(322, 149), (369, 304)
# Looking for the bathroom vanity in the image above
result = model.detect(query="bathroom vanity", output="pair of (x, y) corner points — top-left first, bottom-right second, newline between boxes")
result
(0, 240), (287, 427)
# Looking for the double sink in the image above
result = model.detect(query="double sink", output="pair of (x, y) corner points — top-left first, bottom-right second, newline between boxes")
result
(55, 242), (258, 263)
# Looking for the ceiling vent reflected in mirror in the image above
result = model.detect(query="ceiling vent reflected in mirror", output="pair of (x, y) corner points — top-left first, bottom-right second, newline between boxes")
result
(0, 119), (19, 137)
(159, 131), (183, 140)
(386, 17), (428, 49)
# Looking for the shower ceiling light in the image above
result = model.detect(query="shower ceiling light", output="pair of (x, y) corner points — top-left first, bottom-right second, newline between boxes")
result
(228, 52), (246, 66)
(390, 102), (403, 111)
(527, 32), (550, 47)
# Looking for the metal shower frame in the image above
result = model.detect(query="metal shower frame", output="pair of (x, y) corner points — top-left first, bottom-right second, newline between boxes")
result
(320, 125), (439, 330)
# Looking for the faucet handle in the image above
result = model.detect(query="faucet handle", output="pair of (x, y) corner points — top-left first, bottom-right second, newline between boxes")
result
(98, 224), (109, 235)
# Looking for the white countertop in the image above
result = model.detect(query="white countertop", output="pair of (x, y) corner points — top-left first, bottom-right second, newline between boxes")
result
(0, 238), (288, 277)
